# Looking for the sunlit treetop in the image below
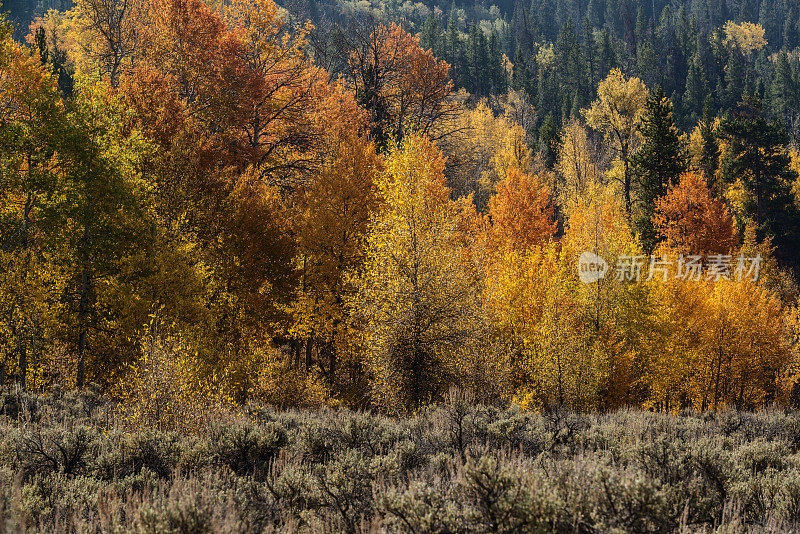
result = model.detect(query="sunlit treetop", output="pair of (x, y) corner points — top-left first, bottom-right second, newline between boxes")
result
(723, 21), (767, 56)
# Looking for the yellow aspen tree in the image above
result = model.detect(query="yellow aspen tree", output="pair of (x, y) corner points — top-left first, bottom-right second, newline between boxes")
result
(644, 278), (706, 412)
(583, 69), (648, 217)
(562, 182), (653, 407)
(66, 0), (146, 86)
(557, 118), (601, 209)
(351, 133), (480, 413)
(443, 100), (529, 208)
(723, 21), (768, 56)
(486, 245), (591, 410)
(0, 30), (71, 390)
(647, 261), (790, 412)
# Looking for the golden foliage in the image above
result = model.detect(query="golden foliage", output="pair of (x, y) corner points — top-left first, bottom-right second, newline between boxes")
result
(352, 133), (482, 413)
(646, 278), (789, 411)
(438, 99), (530, 205)
(487, 245), (598, 410)
(557, 118), (601, 208)
(583, 69), (648, 214)
(111, 333), (233, 433)
(723, 21), (767, 56)
(583, 69), (648, 147)
(3, 4), (800, 419)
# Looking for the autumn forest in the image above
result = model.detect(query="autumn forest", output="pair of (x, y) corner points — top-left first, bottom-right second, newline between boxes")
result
(1, 0), (800, 423)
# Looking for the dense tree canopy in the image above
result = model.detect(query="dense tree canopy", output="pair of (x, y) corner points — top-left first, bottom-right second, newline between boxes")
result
(1, 0), (800, 415)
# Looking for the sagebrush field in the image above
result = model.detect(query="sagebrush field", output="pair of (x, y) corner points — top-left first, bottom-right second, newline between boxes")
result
(2, 387), (800, 533)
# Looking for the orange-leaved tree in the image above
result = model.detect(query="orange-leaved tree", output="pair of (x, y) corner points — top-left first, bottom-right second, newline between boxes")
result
(116, 0), (321, 400)
(284, 82), (382, 401)
(488, 166), (557, 250)
(344, 21), (459, 148)
(653, 171), (738, 255)
(648, 278), (789, 411)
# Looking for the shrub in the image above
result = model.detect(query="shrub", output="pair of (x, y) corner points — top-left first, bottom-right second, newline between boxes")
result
(210, 419), (287, 479)
(4, 391), (800, 532)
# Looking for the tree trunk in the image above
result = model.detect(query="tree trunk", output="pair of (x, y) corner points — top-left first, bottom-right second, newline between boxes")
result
(18, 336), (26, 391)
(293, 339), (302, 369)
(328, 343), (336, 388)
(17, 192), (33, 391)
(76, 268), (91, 389)
(304, 335), (313, 372)
(623, 152), (631, 218)
(713, 349), (723, 410)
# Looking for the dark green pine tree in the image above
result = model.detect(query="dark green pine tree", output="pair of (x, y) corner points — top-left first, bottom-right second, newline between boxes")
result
(604, 0), (622, 37)
(477, 28), (489, 93)
(784, 7), (798, 50)
(488, 30), (507, 94)
(582, 16), (598, 89)
(770, 51), (795, 123)
(538, 0), (557, 40)
(512, 44), (536, 98)
(466, 23), (488, 95)
(586, 0), (602, 27)
(719, 96), (800, 270)
(419, 13), (443, 57)
(597, 29), (617, 78)
(512, 0), (535, 55)
(631, 88), (688, 253)
(758, 0), (784, 49)
(536, 63), (559, 127)
(34, 26), (49, 65)
(554, 18), (587, 112)
(684, 52), (710, 121)
(634, 7), (647, 52)
(446, 5), (462, 71)
(698, 96), (721, 189)
(675, 5), (692, 52)
(512, 45), (530, 94)
(538, 112), (559, 169)
(33, 25), (74, 97)
(635, 38), (657, 89)
(723, 49), (746, 110)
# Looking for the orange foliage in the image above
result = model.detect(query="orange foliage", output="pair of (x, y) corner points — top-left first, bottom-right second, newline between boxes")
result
(286, 82), (382, 386)
(488, 168), (557, 249)
(122, 0), (315, 179)
(654, 171), (738, 254)
(346, 22), (458, 144)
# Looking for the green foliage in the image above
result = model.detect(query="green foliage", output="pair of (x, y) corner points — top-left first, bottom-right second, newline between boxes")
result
(719, 97), (800, 270)
(631, 87), (688, 252)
